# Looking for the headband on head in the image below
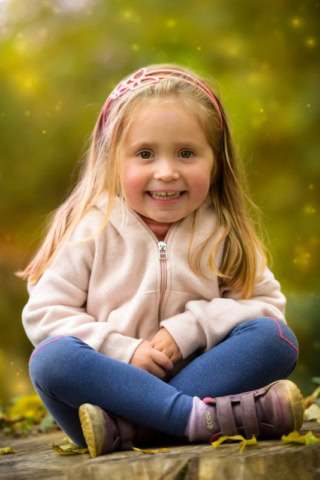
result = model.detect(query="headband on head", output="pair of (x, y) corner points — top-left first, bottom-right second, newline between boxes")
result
(101, 67), (223, 131)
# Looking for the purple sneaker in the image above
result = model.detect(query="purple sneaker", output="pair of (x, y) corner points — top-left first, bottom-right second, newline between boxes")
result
(79, 404), (134, 457)
(203, 379), (304, 441)
(79, 403), (155, 457)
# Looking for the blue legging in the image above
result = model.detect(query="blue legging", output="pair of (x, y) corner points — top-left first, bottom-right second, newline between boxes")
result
(28, 317), (298, 447)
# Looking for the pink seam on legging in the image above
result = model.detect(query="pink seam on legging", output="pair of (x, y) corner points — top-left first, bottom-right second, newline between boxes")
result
(267, 317), (299, 355)
(29, 335), (64, 366)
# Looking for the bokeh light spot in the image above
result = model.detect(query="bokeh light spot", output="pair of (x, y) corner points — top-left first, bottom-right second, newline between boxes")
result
(304, 205), (316, 215)
(122, 10), (133, 19)
(306, 37), (316, 47)
(166, 19), (176, 28)
(291, 17), (302, 28)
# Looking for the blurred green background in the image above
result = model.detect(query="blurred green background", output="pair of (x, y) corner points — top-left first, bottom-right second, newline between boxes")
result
(0, 0), (319, 404)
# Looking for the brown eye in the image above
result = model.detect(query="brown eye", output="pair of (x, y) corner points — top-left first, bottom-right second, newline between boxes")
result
(180, 150), (194, 158)
(138, 151), (152, 159)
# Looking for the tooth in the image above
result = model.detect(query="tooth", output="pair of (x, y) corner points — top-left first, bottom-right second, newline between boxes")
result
(150, 191), (182, 199)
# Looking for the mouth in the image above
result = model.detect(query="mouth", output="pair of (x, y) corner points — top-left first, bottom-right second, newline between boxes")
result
(147, 191), (185, 200)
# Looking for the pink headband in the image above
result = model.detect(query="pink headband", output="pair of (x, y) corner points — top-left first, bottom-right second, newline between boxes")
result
(101, 67), (223, 131)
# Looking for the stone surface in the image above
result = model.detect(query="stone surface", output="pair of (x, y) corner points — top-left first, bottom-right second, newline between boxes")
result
(0, 422), (319, 480)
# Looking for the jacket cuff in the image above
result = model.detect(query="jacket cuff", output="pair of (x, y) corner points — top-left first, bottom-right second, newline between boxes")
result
(100, 334), (143, 364)
(160, 312), (207, 359)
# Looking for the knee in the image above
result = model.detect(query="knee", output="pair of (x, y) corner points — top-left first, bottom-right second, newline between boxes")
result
(29, 335), (81, 387)
(254, 317), (298, 351)
(253, 317), (299, 373)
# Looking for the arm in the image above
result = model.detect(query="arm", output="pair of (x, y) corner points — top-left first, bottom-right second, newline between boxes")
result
(159, 265), (286, 359)
(22, 208), (142, 364)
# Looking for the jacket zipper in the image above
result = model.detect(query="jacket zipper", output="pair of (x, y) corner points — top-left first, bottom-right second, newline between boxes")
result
(158, 240), (169, 320)
(129, 209), (172, 321)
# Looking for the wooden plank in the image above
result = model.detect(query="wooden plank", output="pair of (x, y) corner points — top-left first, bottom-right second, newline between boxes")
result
(0, 422), (319, 480)
(0, 431), (87, 480)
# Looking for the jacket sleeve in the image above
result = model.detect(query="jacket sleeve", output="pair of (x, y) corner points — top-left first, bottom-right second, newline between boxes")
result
(22, 209), (143, 364)
(160, 266), (286, 359)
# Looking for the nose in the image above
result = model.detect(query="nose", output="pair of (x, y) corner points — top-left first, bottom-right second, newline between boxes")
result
(153, 158), (180, 181)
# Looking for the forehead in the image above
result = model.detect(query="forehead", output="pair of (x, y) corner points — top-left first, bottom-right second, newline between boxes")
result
(131, 94), (199, 119)
(123, 95), (206, 140)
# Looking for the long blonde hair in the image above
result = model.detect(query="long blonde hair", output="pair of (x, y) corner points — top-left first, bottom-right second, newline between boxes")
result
(17, 63), (266, 298)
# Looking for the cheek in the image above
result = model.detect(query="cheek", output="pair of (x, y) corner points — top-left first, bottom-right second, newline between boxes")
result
(121, 166), (146, 202)
(189, 168), (212, 199)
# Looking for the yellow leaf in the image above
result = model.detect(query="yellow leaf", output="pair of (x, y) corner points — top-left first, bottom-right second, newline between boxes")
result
(304, 404), (320, 422)
(8, 393), (46, 423)
(311, 387), (320, 398)
(52, 443), (89, 455)
(212, 434), (257, 453)
(0, 447), (14, 454)
(63, 436), (78, 446)
(281, 430), (320, 445)
(132, 447), (169, 454)
(303, 387), (320, 409)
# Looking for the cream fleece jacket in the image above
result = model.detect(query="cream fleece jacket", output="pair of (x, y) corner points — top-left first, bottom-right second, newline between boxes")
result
(22, 195), (286, 364)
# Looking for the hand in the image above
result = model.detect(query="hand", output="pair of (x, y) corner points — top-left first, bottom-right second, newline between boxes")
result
(130, 340), (173, 379)
(151, 328), (182, 363)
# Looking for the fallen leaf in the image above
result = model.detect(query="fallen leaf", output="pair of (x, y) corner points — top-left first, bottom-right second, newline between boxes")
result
(281, 430), (320, 445)
(304, 404), (320, 423)
(304, 387), (320, 409)
(132, 447), (169, 454)
(63, 436), (76, 444)
(0, 447), (14, 454)
(52, 443), (89, 455)
(212, 434), (257, 453)
(8, 394), (46, 423)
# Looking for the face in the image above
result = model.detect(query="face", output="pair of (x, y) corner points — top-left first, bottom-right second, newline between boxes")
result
(119, 96), (215, 224)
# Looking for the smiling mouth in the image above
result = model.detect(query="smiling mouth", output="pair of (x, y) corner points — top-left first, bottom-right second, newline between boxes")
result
(148, 191), (185, 200)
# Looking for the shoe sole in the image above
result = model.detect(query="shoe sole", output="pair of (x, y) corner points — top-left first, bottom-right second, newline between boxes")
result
(271, 380), (305, 432)
(79, 403), (105, 458)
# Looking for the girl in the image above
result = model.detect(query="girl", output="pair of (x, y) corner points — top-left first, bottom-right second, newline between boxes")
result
(19, 64), (304, 457)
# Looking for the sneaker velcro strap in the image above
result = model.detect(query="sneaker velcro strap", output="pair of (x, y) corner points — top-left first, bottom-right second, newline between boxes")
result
(116, 416), (134, 450)
(215, 396), (238, 436)
(240, 392), (260, 438)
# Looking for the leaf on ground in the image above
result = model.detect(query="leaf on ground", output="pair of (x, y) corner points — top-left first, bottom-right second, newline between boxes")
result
(8, 393), (47, 423)
(304, 404), (320, 423)
(212, 434), (257, 453)
(304, 386), (320, 409)
(132, 447), (169, 454)
(0, 447), (14, 454)
(52, 443), (89, 455)
(281, 430), (320, 445)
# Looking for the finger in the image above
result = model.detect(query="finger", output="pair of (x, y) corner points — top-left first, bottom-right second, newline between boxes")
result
(148, 363), (167, 379)
(151, 348), (174, 371)
(150, 337), (163, 349)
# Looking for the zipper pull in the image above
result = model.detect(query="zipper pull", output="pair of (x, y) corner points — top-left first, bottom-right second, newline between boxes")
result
(158, 241), (167, 260)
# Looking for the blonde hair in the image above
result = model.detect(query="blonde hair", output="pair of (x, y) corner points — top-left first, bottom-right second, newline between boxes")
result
(17, 63), (266, 298)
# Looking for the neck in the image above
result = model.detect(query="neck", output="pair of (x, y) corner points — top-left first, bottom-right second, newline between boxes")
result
(139, 214), (172, 241)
